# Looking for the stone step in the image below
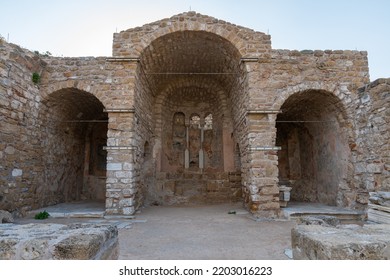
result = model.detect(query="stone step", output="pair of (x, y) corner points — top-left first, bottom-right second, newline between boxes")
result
(27, 201), (105, 219)
(281, 202), (366, 223)
(288, 212), (366, 224)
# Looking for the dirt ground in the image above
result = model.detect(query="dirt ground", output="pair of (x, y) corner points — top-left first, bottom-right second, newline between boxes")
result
(15, 203), (295, 260)
(118, 203), (294, 259)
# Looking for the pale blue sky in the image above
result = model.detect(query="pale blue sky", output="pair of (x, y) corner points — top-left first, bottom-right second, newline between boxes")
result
(1, 0), (389, 80)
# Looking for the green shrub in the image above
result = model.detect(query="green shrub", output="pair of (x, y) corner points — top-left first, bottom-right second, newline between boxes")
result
(32, 72), (41, 84)
(34, 211), (50, 220)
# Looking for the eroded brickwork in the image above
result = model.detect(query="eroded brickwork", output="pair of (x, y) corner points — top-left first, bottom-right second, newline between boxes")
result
(0, 12), (386, 218)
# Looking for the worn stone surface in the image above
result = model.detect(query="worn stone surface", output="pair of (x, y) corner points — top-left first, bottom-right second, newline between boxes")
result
(0, 11), (388, 218)
(369, 191), (390, 206)
(297, 215), (340, 227)
(368, 192), (390, 224)
(0, 223), (118, 259)
(0, 210), (14, 223)
(292, 224), (390, 260)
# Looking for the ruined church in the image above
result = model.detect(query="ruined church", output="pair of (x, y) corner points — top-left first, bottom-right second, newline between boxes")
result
(1, 12), (389, 218)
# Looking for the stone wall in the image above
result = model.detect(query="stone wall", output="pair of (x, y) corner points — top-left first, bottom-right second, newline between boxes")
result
(355, 79), (390, 201)
(0, 38), (141, 216)
(241, 49), (369, 215)
(41, 57), (140, 216)
(0, 41), (46, 215)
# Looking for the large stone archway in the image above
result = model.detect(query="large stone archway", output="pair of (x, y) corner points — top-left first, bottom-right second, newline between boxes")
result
(39, 87), (108, 205)
(275, 89), (354, 207)
(133, 30), (246, 205)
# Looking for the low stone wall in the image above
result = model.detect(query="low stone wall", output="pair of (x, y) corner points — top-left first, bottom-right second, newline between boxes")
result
(291, 224), (390, 260)
(0, 223), (118, 260)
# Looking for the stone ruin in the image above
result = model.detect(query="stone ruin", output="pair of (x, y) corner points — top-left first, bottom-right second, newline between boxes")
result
(291, 192), (390, 260)
(0, 12), (389, 220)
(292, 216), (390, 260)
(0, 223), (118, 260)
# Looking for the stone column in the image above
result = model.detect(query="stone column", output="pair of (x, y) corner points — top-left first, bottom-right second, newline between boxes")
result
(246, 111), (280, 218)
(105, 111), (136, 216)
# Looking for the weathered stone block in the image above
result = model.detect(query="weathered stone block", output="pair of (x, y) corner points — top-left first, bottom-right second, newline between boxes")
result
(123, 162), (134, 170)
(259, 185), (279, 195)
(206, 182), (219, 191)
(163, 181), (175, 193)
(0, 223), (118, 260)
(106, 163), (122, 171)
(54, 234), (103, 259)
(115, 171), (132, 178)
(367, 163), (383, 174)
(119, 198), (134, 207)
(123, 188), (136, 197)
(0, 239), (18, 259)
(122, 206), (135, 215)
(0, 210), (14, 223)
(292, 224), (390, 260)
(11, 168), (22, 177)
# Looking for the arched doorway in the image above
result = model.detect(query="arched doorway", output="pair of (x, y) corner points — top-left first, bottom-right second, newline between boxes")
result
(276, 89), (351, 207)
(40, 88), (108, 205)
(134, 30), (245, 205)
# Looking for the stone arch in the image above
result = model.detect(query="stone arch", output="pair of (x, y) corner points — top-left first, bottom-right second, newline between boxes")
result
(273, 82), (354, 123)
(40, 81), (109, 109)
(275, 88), (355, 207)
(113, 12), (271, 58)
(154, 78), (231, 135)
(39, 87), (108, 206)
(132, 24), (247, 206)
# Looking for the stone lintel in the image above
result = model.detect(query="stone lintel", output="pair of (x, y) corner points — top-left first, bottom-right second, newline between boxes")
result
(104, 108), (135, 113)
(240, 57), (259, 62)
(247, 110), (281, 114)
(249, 146), (281, 151)
(103, 146), (136, 150)
(106, 57), (139, 62)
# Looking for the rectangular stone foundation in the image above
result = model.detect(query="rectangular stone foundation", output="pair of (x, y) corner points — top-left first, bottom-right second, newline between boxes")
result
(0, 223), (118, 260)
(292, 224), (390, 260)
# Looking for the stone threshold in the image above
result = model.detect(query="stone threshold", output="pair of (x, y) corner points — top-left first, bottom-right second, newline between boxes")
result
(281, 202), (366, 223)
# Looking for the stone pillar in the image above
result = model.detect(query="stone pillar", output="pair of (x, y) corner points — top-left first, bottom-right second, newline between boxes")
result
(246, 111), (280, 217)
(105, 112), (136, 216)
